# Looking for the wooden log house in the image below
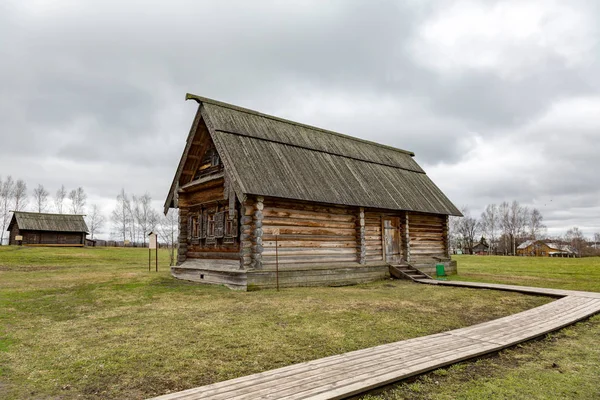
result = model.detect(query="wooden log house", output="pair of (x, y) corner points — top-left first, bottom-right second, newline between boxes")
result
(7, 212), (89, 246)
(164, 94), (462, 290)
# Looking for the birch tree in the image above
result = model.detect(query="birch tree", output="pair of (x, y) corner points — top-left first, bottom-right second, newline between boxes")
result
(528, 208), (546, 240)
(86, 204), (105, 239)
(159, 209), (179, 266)
(13, 179), (28, 211)
(32, 184), (50, 213)
(55, 185), (67, 213)
(0, 176), (15, 245)
(480, 204), (499, 254)
(68, 187), (87, 214)
(111, 189), (131, 243)
(499, 201), (510, 254)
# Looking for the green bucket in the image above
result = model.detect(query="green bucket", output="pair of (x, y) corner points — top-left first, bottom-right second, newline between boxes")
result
(436, 263), (446, 277)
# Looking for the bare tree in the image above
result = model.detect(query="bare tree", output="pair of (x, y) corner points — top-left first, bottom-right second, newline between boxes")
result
(502, 201), (529, 255)
(68, 187), (87, 214)
(32, 184), (50, 213)
(111, 189), (132, 243)
(0, 176), (16, 245)
(132, 193), (156, 246)
(158, 209), (179, 266)
(565, 227), (585, 256)
(13, 179), (28, 211)
(55, 185), (67, 214)
(448, 215), (462, 253)
(528, 208), (546, 240)
(86, 204), (105, 240)
(498, 201), (510, 254)
(458, 207), (480, 254)
(480, 204), (499, 254)
(594, 232), (600, 250)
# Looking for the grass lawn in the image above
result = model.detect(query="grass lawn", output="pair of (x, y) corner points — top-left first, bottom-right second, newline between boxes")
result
(0, 247), (550, 399)
(362, 255), (600, 400)
(449, 255), (600, 292)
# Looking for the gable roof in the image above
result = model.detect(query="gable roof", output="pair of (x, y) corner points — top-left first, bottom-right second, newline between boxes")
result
(8, 212), (89, 233)
(165, 94), (462, 216)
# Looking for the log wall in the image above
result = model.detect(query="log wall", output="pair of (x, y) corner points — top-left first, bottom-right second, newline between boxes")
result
(364, 212), (384, 262)
(407, 212), (447, 266)
(178, 176), (239, 262)
(260, 199), (359, 269)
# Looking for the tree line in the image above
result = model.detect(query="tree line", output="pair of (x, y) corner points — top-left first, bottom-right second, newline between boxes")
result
(450, 200), (600, 256)
(0, 176), (179, 264)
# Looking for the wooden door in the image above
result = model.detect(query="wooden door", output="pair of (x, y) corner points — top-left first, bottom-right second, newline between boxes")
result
(383, 217), (402, 264)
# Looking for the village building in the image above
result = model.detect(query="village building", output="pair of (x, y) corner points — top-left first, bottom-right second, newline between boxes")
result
(516, 240), (577, 258)
(472, 240), (490, 255)
(164, 94), (462, 290)
(7, 212), (89, 247)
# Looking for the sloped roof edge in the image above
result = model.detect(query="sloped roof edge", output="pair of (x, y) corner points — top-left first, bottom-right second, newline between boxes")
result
(185, 93), (416, 157)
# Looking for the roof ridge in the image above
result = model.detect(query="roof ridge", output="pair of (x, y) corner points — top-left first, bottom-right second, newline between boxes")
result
(185, 93), (415, 157)
(13, 211), (86, 216)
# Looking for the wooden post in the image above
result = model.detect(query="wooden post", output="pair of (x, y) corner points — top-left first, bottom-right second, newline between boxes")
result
(443, 215), (450, 258)
(239, 199), (254, 270)
(357, 207), (366, 264)
(251, 196), (264, 269)
(404, 212), (411, 263)
(275, 234), (279, 291)
(177, 208), (189, 265)
(380, 215), (386, 262)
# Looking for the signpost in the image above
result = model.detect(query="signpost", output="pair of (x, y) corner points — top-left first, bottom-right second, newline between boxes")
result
(148, 232), (158, 272)
(15, 235), (23, 246)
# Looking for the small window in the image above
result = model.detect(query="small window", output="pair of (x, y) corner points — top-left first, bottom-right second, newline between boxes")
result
(211, 150), (220, 166)
(207, 213), (216, 238)
(191, 216), (199, 238)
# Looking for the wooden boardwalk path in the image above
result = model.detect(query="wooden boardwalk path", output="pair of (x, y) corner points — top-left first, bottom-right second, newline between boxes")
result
(150, 281), (600, 400)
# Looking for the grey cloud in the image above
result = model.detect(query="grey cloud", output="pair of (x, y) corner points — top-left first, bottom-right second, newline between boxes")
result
(1, 0), (600, 237)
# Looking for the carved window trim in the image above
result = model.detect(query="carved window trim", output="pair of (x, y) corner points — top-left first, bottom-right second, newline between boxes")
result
(215, 211), (225, 238)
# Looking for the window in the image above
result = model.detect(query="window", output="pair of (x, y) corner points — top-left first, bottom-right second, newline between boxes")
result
(211, 150), (220, 166)
(214, 211), (225, 238)
(206, 212), (216, 245)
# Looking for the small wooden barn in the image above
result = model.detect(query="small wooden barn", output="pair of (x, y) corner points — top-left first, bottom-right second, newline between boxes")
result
(7, 212), (89, 247)
(164, 94), (462, 290)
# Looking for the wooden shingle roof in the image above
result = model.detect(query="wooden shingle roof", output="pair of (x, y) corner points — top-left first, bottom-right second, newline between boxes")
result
(165, 94), (461, 216)
(8, 212), (89, 233)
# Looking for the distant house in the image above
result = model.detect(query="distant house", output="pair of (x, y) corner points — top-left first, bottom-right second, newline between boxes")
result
(516, 240), (577, 258)
(7, 212), (89, 247)
(472, 241), (489, 255)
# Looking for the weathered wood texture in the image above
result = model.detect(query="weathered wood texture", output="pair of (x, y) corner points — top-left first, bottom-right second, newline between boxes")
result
(7, 212), (88, 247)
(178, 175), (240, 262)
(150, 282), (600, 400)
(364, 212), (383, 262)
(407, 212), (446, 267)
(11, 230), (85, 246)
(260, 199), (358, 269)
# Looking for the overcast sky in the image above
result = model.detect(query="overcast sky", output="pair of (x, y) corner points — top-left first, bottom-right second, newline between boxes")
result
(1, 0), (599, 239)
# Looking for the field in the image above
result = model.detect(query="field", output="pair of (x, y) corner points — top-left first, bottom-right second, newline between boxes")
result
(0, 248), (597, 399)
